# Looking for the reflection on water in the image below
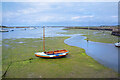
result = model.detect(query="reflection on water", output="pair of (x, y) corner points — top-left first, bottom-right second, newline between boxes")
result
(64, 35), (118, 72)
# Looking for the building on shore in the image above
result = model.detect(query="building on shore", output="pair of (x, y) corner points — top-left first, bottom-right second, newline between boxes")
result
(111, 27), (120, 36)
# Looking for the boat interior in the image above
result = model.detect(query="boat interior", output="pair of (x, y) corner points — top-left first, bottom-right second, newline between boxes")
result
(45, 50), (68, 55)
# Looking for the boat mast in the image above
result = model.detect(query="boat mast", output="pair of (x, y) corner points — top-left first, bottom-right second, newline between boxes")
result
(43, 26), (45, 52)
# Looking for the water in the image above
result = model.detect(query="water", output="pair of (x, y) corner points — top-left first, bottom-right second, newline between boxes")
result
(64, 35), (118, 72)
(2, 27), (70, 39)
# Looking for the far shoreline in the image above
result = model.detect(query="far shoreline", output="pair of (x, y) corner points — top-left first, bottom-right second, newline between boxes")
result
(1, 25), (119, 36)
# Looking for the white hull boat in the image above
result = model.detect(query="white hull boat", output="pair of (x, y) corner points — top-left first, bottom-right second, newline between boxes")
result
(115, 42), (120, 47)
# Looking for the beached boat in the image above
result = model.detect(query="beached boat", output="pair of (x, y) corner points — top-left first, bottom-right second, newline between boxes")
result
(35, 50), (69, 58)
(35, 26), (69, 58)
(115, 42), (120, 47)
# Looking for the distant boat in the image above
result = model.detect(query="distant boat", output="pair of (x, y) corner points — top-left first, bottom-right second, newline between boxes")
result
(115, 42), (120, 47)
(0, 29), (9, 32)
(35, 26), (69, 58)
(21, 28), (26, 30)
(10, 29), (14, 31)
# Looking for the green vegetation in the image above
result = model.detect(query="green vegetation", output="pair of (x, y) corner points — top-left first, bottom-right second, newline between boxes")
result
(61, 29), (118, 43)
(63, 26), (118, 30)
(2, 37), (118, 78)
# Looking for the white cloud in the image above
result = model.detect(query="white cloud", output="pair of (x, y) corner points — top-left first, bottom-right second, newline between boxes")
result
(71, 16), (80, 20)
(5, 2), (61, 16)
(30, 15), (67, 22)
(17, 8), (38, 14)
(111, 16), (118, 18)
(3, 2), (66, 24)
(35, 16), (55, 22)
(2, 2), (118, 26)
(3, 3), (54, 18)
(71, 15), (94, 20)
(81, 16), (94, 18)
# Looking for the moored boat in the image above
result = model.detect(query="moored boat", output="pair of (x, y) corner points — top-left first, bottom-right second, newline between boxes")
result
(0, 29), (9, 32)
(115, 42), (120, 47)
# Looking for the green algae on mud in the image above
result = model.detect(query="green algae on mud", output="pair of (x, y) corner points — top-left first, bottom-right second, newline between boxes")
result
(0, 46), (2, 79)
(61, 29), (118, 43)
(2, 37), (118, 78)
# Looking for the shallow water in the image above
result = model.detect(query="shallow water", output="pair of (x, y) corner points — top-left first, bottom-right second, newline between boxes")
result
(64, 35), (118, 72)
(2, 27), (70, 39)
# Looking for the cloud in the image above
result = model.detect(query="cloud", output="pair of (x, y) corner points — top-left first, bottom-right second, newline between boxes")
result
(17, 8), (37, 14)
(71, 15), (94, 20)
(71, 16), (80, 20)
(4, 2), (62, 17)
(81, 16), (94, 18)
(111, 16), (118, 18)
(3, 3), (52, 18)
(2, 2), (118, 26)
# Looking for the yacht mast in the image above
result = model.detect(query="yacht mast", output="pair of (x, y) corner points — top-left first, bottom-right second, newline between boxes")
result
(43, 26), (45, 52)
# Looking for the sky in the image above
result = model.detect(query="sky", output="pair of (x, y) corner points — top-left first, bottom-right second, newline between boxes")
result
(1, 0), (119, 2)
(1, 2), (118, 26)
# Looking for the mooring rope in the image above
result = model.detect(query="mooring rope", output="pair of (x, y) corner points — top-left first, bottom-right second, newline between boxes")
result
(2, 62), (12, 78)
(2, 57), (37, 78)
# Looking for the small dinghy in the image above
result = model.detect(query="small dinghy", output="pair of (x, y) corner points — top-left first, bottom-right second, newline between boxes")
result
(0, 29), (9, 32)
(115, 42), (120, 47)
(35, 26), (69, 58)
(35, 50), (69, 58)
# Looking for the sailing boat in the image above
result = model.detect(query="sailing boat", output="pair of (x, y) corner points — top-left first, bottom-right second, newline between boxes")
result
(35, 26), (69, 58)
